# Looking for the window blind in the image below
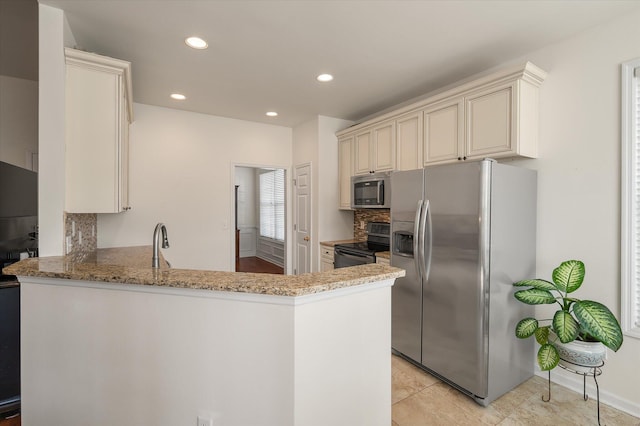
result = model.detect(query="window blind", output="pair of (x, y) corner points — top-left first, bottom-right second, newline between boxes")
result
(621, 60), (640, 338)
(259, 169), (285, 241)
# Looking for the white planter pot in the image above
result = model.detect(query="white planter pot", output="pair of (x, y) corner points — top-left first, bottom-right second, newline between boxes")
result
(550, 332), (607, 373)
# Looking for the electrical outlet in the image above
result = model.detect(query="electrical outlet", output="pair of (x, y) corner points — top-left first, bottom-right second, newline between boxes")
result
(360, 220), (365, 229)
(197, 416), (213, 426)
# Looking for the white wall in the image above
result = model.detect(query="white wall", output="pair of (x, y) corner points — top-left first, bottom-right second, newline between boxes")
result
(20, 277), (393, 426)
(21, 280), (295, 426)
(37, 4), (74, 256)
(316, 116), (354, 241)
(97, 103), (292, 271)
(507, 9), (640, 415)
(0, 75), (38, 170)
(292, 116), (353, 272)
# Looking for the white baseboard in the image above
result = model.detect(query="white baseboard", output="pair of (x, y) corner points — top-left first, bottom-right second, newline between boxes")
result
(535, 370), (640, 419)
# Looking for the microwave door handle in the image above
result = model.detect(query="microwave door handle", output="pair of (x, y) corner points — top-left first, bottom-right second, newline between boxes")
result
(377, 180), (383, 204)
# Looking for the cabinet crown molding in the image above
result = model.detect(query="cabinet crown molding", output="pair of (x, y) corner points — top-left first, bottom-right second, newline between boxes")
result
(337, 61), (546, 137)
(64, 47), (134, 123)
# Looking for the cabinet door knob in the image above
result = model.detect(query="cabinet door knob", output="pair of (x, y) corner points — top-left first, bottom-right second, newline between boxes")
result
(457, 157), (462, 161)
(463, 156), (467, 160)
(303, 236), (310, 241)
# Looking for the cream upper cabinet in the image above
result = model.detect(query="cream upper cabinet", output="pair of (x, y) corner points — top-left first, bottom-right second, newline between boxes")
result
(338, 136), (353, 209)
(373, 121), (395, 172)
(465, 80), (538, 160)
(65, 48), (133, 213)
(337, 62), (546, 174)
(465, 82), (514, 159)
(422, 98), (464, 166)
(353, 130), (372, 175)
(354, 121), (396, 175)
(396, 111), (423, 171)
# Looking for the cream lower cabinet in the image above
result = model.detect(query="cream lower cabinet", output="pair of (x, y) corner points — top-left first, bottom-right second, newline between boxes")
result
(65, 48), (133, 213)
(320, 245), (334, 271)
(353, 121), (396, 175)
(338, 136), (353, 210)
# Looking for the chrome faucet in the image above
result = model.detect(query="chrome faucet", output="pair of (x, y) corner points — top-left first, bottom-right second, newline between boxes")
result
(152, 223), (169, 268)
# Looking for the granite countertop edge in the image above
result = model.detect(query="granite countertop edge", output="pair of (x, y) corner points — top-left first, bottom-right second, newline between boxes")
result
(3, 246), (405, 297)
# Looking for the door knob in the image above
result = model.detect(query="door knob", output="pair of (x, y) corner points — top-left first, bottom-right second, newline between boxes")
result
(304, 236), (310, 241)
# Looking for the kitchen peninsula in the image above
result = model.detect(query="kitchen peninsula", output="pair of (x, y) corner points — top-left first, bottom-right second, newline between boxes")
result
(5, 247), (404, 426)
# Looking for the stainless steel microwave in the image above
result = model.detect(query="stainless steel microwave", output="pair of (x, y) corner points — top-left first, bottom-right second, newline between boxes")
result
(351, 172), (391, 209)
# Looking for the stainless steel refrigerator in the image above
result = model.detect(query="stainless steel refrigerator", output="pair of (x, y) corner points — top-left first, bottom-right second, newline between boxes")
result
(391, 159), (536, 406)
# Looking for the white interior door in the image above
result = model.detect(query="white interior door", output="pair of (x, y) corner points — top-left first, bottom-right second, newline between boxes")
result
(294, 163), (311, 274)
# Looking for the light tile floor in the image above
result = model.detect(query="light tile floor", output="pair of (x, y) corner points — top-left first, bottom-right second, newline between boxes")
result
(392, 354), (640, 425)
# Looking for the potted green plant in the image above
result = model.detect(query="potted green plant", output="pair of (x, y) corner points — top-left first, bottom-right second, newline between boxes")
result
(513, 260), (623, 371)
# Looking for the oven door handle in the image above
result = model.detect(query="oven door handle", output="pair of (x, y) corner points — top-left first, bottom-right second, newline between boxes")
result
(335, 249), (372, 260)
(0, 282), (19, 289)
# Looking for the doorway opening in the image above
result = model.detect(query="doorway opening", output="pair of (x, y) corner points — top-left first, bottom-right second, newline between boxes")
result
(234, 166), (286, 274)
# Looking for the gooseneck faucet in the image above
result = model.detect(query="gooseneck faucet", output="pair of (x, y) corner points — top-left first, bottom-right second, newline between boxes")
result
(152, 223), (169, 268)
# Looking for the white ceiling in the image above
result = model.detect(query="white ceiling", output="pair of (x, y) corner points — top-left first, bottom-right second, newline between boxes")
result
(41, 0), (640, 128)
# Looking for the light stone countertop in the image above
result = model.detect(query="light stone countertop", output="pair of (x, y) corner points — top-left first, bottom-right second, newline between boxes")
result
(376, 251), (391, 260)
(4, 246), (405, 297)
(319, 239), (363, 247)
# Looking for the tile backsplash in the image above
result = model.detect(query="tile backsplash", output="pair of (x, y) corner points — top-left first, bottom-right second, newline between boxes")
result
(64, 212), (97, 259)
(353, 209), (390, 240)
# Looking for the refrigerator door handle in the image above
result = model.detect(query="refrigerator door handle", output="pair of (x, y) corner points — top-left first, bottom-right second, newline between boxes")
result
(417, 199), (429, 280)
(424, 199), (433, 281)
(413, 200), (423, 280)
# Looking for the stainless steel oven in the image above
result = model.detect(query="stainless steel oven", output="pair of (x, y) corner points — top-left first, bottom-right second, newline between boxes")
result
(334, 245), (376, 268)
(334, 222), (390, 268)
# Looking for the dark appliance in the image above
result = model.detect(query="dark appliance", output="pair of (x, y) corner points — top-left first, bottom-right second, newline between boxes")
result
(334, 222), (390, 268)
(0, 276), (20, 418)
(0, 160), (38, 418)
(351, 172), (391, 209)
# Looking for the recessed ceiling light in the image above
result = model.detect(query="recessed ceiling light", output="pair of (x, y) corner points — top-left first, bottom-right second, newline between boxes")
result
(185, 36), (208, 49)
(317, 73), (334, 82)
(170, 93), (186, 100)
(266, 111), (278, 117)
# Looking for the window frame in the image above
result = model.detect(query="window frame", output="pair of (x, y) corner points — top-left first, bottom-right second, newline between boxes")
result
(258, 168), (285, 242)
(621, 57), (640, 339)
